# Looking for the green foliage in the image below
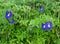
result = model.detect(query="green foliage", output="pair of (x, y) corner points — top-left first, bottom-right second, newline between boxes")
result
(0, 0), (60, 44)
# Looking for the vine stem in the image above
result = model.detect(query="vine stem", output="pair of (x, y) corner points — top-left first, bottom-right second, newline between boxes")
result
(56, 30), (60, 38)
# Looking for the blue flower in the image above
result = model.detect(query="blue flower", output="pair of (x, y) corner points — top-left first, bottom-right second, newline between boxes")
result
(45, 21), (53, 30)
(42, 23), (47, 30)
(5, 10), (12, 19)
(42, 21), (53, 30)
(40, 6), (44, 12)
(5, 10), (14, 24)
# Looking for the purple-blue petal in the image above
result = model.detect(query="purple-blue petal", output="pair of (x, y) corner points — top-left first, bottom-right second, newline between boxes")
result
(42, 23), (47, 30)
(40, 6), (44, 12)
(11, 19), (14, 24)
(5, 11), (12, 19)
(46, 21), (53, 30)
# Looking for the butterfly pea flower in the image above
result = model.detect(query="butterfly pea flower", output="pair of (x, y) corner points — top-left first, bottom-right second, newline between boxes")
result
(5, 10), (14, 24)
(5, 10), (12, 19)
(42, 21), (53, 30)
(42, 23), (47, 30)
(45, 21), (53, 30)
(40, 6), (44, 12)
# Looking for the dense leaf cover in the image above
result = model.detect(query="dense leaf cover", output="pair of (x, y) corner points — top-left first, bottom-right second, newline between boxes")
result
(0, 0), (60, 44)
